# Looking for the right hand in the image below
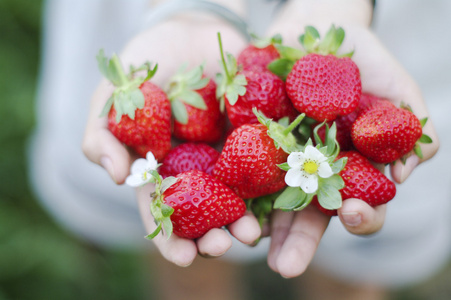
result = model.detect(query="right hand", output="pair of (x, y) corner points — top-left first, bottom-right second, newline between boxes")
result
(82, 11), (264, 266)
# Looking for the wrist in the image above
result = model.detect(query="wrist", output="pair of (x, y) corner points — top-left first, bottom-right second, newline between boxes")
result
(272, 0), (373, 31)
(145, 0), (248, 38)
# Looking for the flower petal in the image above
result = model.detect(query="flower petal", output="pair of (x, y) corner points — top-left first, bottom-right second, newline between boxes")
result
(285, 168), (304, 187)
(300, 174), (318, 194)
(318, 162), (333, 178)
(145, 152), (158, 169)
(305, 145), (324, 161)
(125, 174), (146, 187)
(130, 158), (149, 175)
(287, 152), (305, 168)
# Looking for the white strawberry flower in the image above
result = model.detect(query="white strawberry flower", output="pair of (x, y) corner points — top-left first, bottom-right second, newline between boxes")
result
(285, 145), (333, 194)
(125, 152), (159, 187)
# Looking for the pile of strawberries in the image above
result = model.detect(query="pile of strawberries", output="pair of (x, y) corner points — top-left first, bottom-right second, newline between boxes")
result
(97, 25), (431, 240)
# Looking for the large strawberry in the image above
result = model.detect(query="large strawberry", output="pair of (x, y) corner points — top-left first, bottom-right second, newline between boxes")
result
(312, 93), (395, 150)
(351, 103), (430, 164)
(147, 169), (246, 240)
(237, 34), (281, 72)
(167, 64), (225, 143)
(213, 109), (305, 199)
(159, 143), (220, 178)
(314, 150), (396, 216)
(97, 50), (171, 160)
(270, 25), (361, 122)
(216, 33), (297, 128)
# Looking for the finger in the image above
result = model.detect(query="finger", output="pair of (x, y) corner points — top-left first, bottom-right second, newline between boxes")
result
(338, 198), (386, 235)
(227, 211), (261, 245)
(270, 206), (330, 278)
(196, 228), (232, 258)
(267, 210), (294, 273)
(82, 80), (131, 184)
(136, 184), (198, 267)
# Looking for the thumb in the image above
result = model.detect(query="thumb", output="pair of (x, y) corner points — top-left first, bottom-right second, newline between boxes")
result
(82, 80), (131, 184)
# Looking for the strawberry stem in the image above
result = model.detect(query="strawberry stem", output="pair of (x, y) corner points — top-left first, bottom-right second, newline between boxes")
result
(283, 113), (306, 136)
(217, 32), (232, 83)
(110, 54), (130, 87)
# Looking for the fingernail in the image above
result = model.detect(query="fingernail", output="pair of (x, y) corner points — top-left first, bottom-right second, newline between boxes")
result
(341, 211), (362, 227)
(100, 156), (116, 183)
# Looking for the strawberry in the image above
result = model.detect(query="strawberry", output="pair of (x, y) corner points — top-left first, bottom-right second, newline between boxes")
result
(351, 103), (426, 164)
(148, 169), (246, 240)
(270, 25), (361, 122)
(312, 93), (395, 150)
(216, 33), (298, 128)
(237, 34), (281, 71)
(213, 109), (305, 199)
(224, 69), (298, 127)
(357, 92), (396, 114)
(97, 50), (171, 160)
(159, 143), (220, 178)
(167, 64), (225, 143)
(314, 150), (396, 216)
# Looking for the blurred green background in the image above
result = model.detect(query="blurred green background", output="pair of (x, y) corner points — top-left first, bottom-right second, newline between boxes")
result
(1, 1), (451, 299)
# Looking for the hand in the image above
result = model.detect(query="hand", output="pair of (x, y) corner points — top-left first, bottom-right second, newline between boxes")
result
(82, 10), (262, 265)
(264, 0), (439, 278)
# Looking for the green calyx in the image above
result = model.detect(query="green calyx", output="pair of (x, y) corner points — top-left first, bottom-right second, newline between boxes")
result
(399, 103), (433, 162)
(268, 24), (353, 80)
(145, 171), (178, 240)
(166, 63), (210, 125)
(412, 117), (433, 161)
(254, 107), (305, 154)
(249, 32), (282, 49)
(215, 32), (248, 112)
(273, 121), (347, 212)
(97, 49), (158, 123)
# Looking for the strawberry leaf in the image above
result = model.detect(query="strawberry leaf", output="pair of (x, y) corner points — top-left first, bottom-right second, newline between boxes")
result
(413, 144), (423, 159)
(96, 49), (156, 123)
(300, 26), (320, 52)
(250, 33), (283, 49)
(145, 223), (162, 240)
(420, 117), (428, 127)
(161, 176), (178, 193)
(419, 133), (432, 144)
(331, 158), (347, 174)
(166, 63), (209, 116)
(267, 58), (295, 80)
(179, 90), (207, 110)
(162, 217), (173, 239)
(317, 183), (342, 210)
(277, 162), (290, 171)
(274, 187), (305, 210)
(171, 98), (189, 124)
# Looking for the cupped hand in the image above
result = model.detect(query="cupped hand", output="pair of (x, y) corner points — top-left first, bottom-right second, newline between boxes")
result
(264, 0), (438, 278)
(82, 14), (262, 265)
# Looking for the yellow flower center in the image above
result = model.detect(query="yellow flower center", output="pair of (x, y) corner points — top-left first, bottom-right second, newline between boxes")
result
(303, 160), (319, 174)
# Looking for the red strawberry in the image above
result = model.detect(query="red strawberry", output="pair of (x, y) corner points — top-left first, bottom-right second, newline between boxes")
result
(216, 33), (297, 129)
(312, 93), (395, 150)
(149, 170), (246, 239)
(97, 50), (171, 160)
(269, 26), (361, 122)
(237, 34), (281, 71)
(357, 93), (396, 114)
(286, 53), (361, 122)
(224, 69), (298, 128)
(167, 64), (225, 143)
(314, 150), (396, 216)
(351, 104), (423, 164)
(213, 123), (288, 199)
(159, 143), (220, 178)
